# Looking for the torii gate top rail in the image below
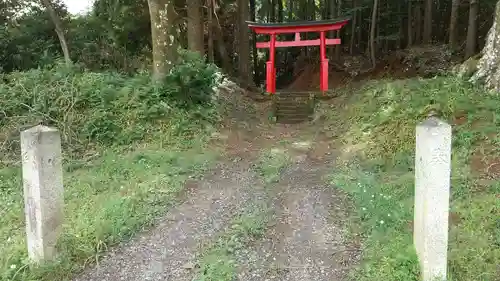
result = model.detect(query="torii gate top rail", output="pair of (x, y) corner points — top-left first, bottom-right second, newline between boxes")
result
(247, 18), (350, 94)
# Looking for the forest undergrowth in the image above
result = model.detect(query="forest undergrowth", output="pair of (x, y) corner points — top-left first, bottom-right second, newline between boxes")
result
(327, 76), (500, 281)
(0, 52), (225, 281)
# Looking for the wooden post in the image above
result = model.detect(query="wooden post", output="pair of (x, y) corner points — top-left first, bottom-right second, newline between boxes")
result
(414, 117), (451, 281)
(319, 31), (329, 92)
(266, 61), (273, 93)
(269, 33), (276, 94)
(21, 125), (64, 263)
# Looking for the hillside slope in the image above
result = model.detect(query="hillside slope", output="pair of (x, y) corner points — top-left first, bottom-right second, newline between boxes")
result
(325, 76), (500, 281)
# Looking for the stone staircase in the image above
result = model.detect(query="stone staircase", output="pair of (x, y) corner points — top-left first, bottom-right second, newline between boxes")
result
(272, 92), (317, 124)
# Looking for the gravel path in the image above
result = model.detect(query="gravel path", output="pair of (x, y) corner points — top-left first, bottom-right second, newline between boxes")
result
(237, 157), (360, 281)
(73, 117), (360, 281)
(73, 160), (262, 281)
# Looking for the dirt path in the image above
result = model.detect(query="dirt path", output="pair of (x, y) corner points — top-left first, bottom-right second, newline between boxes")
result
(73, 160), (264, 281)
(73, 95), (359, 281)
(236, 150), (360, 281)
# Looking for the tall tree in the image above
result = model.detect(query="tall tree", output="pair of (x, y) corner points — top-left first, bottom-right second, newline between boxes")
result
(369, 0), (378, 67)
(213, 10), (233, 73)
(422, 0), (432, 43)
(349, 0), (358, 54)
(207, 0), (214, 62)
(414, 0), (421, 44)
(237, 0), (251, 86)
(147, 0), (178, 80)
(250, 0), (258, 83)
(41, 0), (71, 65)
(472, 0), (500, 91)
(329, 0), (336, 57)
(187, 0), (204, 55)
(449, 0), (460, 48)
(465, 0), (478, 59)
(408, 0), (413, 47)
(335, 0), (342, 61)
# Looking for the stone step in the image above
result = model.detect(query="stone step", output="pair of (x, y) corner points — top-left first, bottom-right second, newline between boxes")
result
(271, 92), (317, 124)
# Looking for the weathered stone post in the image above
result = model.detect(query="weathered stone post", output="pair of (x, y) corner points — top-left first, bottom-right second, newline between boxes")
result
(21, 125), (64, 263)
(414, 117), (452, 281)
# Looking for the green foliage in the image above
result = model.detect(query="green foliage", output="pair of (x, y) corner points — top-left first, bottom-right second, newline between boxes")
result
(0, 11), (61, 72)
(328, 76), (500, 281)
(0, 0), (151, 73)
(0, 144), (216, 281)
(332, 164), (420, 281)
(0, 51), (221, 161)
(336, 76), (499, 162)
(194, 207), (269, 281)
(255, 148), (291, 184)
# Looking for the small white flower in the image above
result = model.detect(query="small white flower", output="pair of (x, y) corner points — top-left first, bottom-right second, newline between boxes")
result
(380, 220), (384, 224)
(371, 194), (375, 198)
(387, 214), (391, 217)
(10, 264), (16, 269)
(362, 207), (366, 211)
(363, 189), (366, 193)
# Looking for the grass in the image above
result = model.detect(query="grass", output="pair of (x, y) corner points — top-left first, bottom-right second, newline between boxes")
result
(0, 139), (217, 281)
(328, 76), (500, 281)
(0, 54), (224, 280)
(254, 148), (291, 184)
(193, 203), (270, 281)
(193, 147), (292, 280)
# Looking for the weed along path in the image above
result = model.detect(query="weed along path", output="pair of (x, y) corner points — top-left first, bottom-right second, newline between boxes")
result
(73, 159), (265, 281)
(235, 147), (360, 281)
(74, 100), (359, 281)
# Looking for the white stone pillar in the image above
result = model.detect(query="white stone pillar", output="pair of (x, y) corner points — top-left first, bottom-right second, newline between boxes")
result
(414, 117), (452, 281)
(21, 125), (64, 263)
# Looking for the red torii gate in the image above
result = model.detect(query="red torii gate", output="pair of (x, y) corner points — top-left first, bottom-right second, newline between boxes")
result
(247, 18), (350, 94)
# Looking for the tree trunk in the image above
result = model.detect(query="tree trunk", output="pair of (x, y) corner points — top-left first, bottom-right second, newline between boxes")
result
(270, 0), (276, 22)
(309, 0), (316, 21)
(250, 0), (258, 83)
(237, 0), (250, 86)
(423, 0), (432, 43)
(369, 0), (378, 68)
(277, 0), (283, 22)
(397, 0), (402, 49)
(213, 15), (233, 74)
(472, 0), (500, 91)
(415, 0), (422, 44)
(187, 0), (204, 55)
(207, 0), (214, 62)
(334, 0), (342, 60)
(465, 0), (478, 59)
(408, 0), (413, 47)
(329, 0), (336, 58)
(449, 0), (460, 48)
(357, 7), (362, 52)
(41, 0), (71, 65)
(349, 0), (357, 54)
(147, 0), (178, 81)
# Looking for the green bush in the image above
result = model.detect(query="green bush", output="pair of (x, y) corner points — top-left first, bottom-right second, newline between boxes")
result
(0, 51), (221, 161)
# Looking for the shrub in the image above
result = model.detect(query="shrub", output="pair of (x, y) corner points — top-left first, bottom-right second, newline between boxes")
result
(0, 51), (221, 162)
